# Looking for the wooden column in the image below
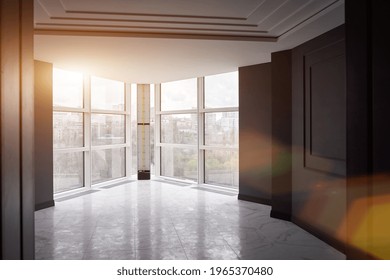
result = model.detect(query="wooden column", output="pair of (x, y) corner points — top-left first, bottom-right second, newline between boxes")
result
(238, 63), (272, 205)
(137, 84), (151, 180)
(270, 50), (292, 221)
(0, 0), (35, 259)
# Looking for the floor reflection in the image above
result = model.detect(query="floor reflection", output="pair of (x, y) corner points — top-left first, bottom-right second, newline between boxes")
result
(35, 180), (345, 260)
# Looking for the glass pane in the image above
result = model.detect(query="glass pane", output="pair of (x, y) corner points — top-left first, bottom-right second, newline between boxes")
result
(205, 150), (238, 188)
(205, 112), (238, 147)
(161, 147), (197, 181)
(91, 76), (125, 111)
(161, 78), (197, 111)
(53, 112), (84, 148)
(161, 114), (197, 145)
(53, 152), (84, 193)
(205, 71), (238, 108)
(91, 114), (125, 145)
(92, 148), (125, 184)
(131, 85), (137, 175)
(53, 68), (83, 108)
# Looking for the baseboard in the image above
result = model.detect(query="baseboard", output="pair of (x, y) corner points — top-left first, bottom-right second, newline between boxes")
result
(35, 200), (55, 211)
(270, 209), (291, 221)
(345, 244), (378, 260)
(238, 194), (271, 206)
(292, 216), (377, 260)
(138, 171), (150, 180)
(292, 216), (346, 254)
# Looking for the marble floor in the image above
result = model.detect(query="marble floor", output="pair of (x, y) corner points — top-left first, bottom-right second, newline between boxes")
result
(35, 180), (345, 260)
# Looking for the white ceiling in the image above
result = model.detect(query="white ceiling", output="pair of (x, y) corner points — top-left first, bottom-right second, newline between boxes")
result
(34, 0), (344, 83)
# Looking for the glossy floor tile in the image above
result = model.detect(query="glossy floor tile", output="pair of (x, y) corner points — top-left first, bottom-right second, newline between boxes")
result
(35, 180), (345, 260)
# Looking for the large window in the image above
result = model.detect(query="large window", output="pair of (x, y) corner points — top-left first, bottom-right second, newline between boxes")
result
(158, 78), (198, 181)
(53, 69), (137, 194)
(203, 72), (239, 188)
(53, 69), (85, 193)
(156, 72), (239, 188)
(91, 77), (127, 185)
(54, 68), (238, 192)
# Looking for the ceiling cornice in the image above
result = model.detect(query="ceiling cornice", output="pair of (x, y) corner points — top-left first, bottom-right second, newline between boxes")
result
(34, 0), (343, 42)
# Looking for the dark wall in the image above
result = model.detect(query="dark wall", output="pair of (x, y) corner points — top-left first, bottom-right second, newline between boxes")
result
(238, 63), (272, 205)
(345, 0), (371, 259)
(270, 50), (292, 220)
(291, 25), (347, 250)
(371, 0), (390, 260)
(34, 61), (55, 211)
(0, 0), (35, 259)
(345, 0), (390, 259)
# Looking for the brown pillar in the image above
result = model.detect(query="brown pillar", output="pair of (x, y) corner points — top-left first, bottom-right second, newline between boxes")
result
(270, 50), (292, 221)
(0, 0), (35, 259)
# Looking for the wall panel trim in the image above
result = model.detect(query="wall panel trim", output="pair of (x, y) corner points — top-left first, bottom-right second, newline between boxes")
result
(238, 194), (271, 206)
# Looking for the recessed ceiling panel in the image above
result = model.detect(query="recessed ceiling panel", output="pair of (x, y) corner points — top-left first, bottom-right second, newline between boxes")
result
(35, 0), (343, 39)
(60, 0), (262, 19)
(34, 0), (344, 83)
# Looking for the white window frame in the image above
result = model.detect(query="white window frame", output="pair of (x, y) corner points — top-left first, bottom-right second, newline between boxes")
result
(154, 74), (239, 189)
(53, 72), (135, 198)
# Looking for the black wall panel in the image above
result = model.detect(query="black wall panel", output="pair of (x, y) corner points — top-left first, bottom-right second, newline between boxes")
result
(304, 39), (346, 176)
(291, 25), (347, 253)
(34, 61), (55, 211)
(239, 63), (272, 205)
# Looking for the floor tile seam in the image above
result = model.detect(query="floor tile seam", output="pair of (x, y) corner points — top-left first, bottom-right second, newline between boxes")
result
(171, 220), (189, 260)
(221, 236), (243, 260)
(82, 223), (100, 260)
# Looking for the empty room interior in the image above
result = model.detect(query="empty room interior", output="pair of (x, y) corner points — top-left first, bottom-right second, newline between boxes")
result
(0, 0), (389, 260)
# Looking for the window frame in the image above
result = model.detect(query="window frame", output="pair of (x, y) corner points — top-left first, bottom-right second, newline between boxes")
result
(154, 73), (239, 189)
(53, 70), (136, 197)
(156, 81), (199, 182)
(200, 75), (239, 189)
(53, 68), (239, 194)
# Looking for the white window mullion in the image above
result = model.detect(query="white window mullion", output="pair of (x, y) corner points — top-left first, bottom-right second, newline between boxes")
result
(200, 107), (239, 113)
(84, 74), (92, 189)
(155, 84), (161, 177)
(53, 106), (87, 113)
(156, 143), (197, 149)
(54, 147), (88, 153)
(125, 83), (131, 178)
(91, 143), (128, 151)
(198, 77), (205, 185)
(157, 109), (197, 115)
(90, 109), (127, 115)
(200, 145), (239, 151)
